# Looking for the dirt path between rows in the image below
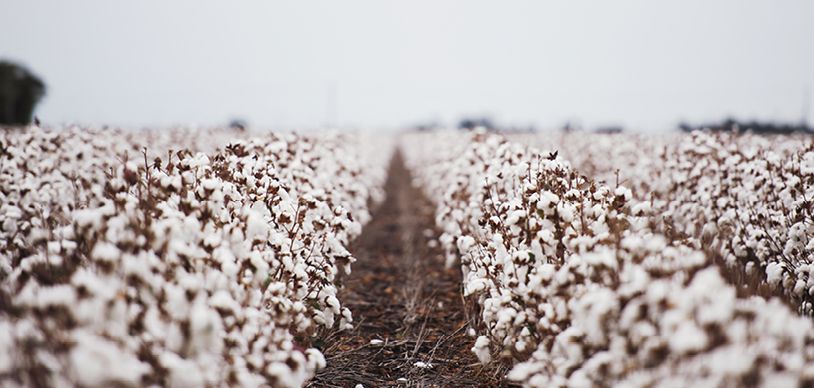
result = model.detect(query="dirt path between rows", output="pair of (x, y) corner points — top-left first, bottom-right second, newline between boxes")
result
(308, 152), (508, 387)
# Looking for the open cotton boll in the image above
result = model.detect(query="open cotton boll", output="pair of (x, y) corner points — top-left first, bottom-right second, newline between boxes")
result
(472, 336), (492, 364)
(69, 331), (150, 387)
(766, 262), (785, 286)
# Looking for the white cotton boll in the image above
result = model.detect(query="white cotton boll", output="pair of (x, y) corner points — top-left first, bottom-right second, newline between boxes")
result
(325, 295), (341, 313)
(339, 308), (354, 330)
(614, 186), (632, 201)
(464, 278), (488, 296)
(170, 174), (182, 190)
(209, 290), (241, 314)
(2, 205), (22, 219)
(306, 348), (326, 370)
(0, 321), (12, 374)
(457, 235), (476, 253)
(91, 242), (120, 263)
(267, 359), (308, 388)
(618, 265), (650, 298)
(437, 229), (455, 248)
(70, 331), (150, 387)
(73, 208), (104, 229)
(631, 201), (651, 216)
(536, 191), (560, 212)
(762, 373), (800, 388)
(571, 288), (618, 346)
(2, 217), (17, 235)
(189, 300), (224, 356)
(552, 327), (586, 366)
(203, 232), (221, 248)
(507, 210), (526, 226)
(143, 307), (166, 341)
(801, 152), (814, 175)
(71, 269), (117, 300)
(47, 241), (61, 254)
(249, 251), (270, 280)
(17, 283), (77, 309)
(160, 352), (206, 388)
(472, 336), (492, 364)
(766, 262), (784, 286)
(165, 285), (190, 320)
(179, 273), (202, 293)
(557, 203), (575, 223)
(537, 263), (556, 281)
(213, 247), (239, 277)
(643, 235), (666, 252)
(493, 236), (511, 265)
(246, 204), (271, 243)
(795, 279), (807, 296)
(507, 359), (543, 383)
(497, 307), (518, 326)
(181, 171), (196, 185)
(668, 321), (708, 354)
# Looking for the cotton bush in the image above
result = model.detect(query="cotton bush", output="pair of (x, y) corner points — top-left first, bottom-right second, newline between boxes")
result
(526, 131), (814, 314)
(403, 130), (814, 387)
(0, 125), (389, 387)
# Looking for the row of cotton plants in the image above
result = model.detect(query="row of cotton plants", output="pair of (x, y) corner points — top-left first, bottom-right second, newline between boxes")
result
(0, 126), (387, 387)
(402, 130), (814, 387)
(525, 131), (814, 315)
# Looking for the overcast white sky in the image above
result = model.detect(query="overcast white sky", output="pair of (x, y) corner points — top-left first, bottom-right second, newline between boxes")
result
(1, 1), (812, 131)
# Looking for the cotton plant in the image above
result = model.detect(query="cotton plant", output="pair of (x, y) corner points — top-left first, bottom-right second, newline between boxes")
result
(403, 130), (814, 387)
(653, 132), (814, 315)
(0, 126), (388, 387)
(521, 130), (814, 315)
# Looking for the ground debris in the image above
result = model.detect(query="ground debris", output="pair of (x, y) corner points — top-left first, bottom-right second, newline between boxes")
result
(308, 152), (510, 387)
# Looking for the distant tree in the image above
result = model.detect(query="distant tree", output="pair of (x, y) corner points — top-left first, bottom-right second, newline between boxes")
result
(560, 121), (580, 133)
(458, 116), (496, 131)
(679, 118), (813, 135)
(228, 118), (248, 131)
(0, 61), (46, 126)
(594, 126), (624, 134)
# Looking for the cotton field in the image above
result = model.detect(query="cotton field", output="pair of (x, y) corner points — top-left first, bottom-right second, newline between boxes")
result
(2, 126), (814, 387)
(0, 126), (389, 387)
(403, 130), (814, 387)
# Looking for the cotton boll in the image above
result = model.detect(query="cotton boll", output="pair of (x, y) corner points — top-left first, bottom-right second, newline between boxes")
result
(90, 242), (120, 263)
(766, 262), (784, 286)
(245, 205), (270, 243)
(557, 203), (575, 223)
(464, 277), (488, 296)
(0, 321), (13, 374)
(614, 186), (632, 202)
(668, 322), (708, 354)
(160, 352), (206, 388)
(189, 299), (224, 356)
(305, 348), (326, 370)
(457, 235), (476, 253)
(472, 336), (492, 364)
(70, 331), (150, 387)
(249, 251), (270, 282)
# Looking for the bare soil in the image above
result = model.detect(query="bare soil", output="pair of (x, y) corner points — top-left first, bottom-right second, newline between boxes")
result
(308, 153), (509, 387)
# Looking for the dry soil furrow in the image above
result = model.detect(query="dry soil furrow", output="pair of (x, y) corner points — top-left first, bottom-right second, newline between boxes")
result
(308, 152), (507, 387)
